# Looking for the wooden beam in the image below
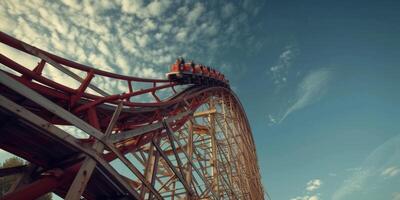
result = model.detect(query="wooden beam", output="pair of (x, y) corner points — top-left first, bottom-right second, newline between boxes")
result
(163, 121), (196, 197)
(65, 103), (123, 200)
(0, 165), (27, 177)
(110, 110), (193, 143)
(0, 94), (140, 199)
(1, 71), (163, 199)
(163, 122), (219, 200)
(193, 108), (216, 117)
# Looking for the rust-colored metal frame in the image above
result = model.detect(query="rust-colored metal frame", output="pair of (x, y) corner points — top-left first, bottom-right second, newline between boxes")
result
(0, 31), (264, 200)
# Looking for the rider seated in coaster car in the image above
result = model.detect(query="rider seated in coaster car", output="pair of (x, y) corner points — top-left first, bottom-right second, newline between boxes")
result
(194, 63), (203, 75)
(183, 60), (193, 74)
(220, 74), (225, 82)
(189, 60), (196, 73)
(170, 58), (182, 73)
(215, 71), (222, 81)
(209, 68), (217, 79)
(203, 66), (210, 77)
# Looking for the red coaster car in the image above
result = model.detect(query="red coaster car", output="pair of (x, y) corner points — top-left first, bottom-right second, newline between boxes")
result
(167, 58), (229, 87)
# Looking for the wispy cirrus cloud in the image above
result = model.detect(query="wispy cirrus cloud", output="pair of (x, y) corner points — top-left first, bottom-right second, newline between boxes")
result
(269, 68), (332, 125)
(291, 195), (319, 200)
(381, 166), (400, 178)
(393, 192), (400, 200)
(332, 133), (400, 200)
(280, 68), (332, 122)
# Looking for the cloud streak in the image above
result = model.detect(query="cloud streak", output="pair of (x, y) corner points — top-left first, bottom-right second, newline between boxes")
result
(332, 133), (400, 200)
(393, 192), (400, 200)
(381, 166), (400, 178)
(278, 68), (332, 123)
(291, 195), (319, 200)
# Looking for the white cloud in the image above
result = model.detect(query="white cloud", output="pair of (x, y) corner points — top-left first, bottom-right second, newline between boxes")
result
(0, 149), (15, 164)
(128, 66), (161, 79)
(268, 46), (296, 87)
(279, 68), (332, 123)
(120, 0), (171, 18)
(309, 196), (319, 200)
(142, 18), (157, 32)
(121, 0), (144, 14)
(306, 179), (322, 191)
(160, 23), (172, 33)
(1, 0), (262, 94)
(176, 29), (188, 42)
(329, 172), (337, 177)
(291, 195), (319, 200)
(147, 0), (172, 17)
(333, 133), (400, 200)
(187, 2), (205, 24)
(381, 166), (400, 178)
(222, 3), (236, 18)
(291, 179), (322, 200)
(268, 114), (277, 125)
(346, 167), (362, 172)
(0, 43), (39, 70)
(393, 192), (400, 200)
(205, 23), (219, 37)
(61, 0), (82, 10)
(115, 54), (130, 72)
(136, 34), (150, 47)
(87, 53), (113, 72)
(0, 12), (17, 33)
(332, 168), (372, 200)
(97, 41), (112, 56)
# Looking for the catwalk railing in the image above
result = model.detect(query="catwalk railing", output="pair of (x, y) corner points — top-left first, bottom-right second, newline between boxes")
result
(0, 31), (264, 200)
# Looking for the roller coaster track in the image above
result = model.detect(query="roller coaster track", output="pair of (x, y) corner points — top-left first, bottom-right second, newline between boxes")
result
(0, 31), (264, 200)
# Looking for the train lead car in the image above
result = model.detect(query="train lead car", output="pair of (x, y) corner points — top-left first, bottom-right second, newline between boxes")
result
(166, 58), (229, 87)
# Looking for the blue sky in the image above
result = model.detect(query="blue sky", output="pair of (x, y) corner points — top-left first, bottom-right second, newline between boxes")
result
(1, 0), (400, 200)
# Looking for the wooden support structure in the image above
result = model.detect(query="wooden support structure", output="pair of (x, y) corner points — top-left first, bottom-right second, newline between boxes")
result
(0, 31), (265, 200)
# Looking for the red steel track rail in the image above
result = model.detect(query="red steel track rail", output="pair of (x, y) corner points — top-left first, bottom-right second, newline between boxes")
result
(0, 31), (264, 200)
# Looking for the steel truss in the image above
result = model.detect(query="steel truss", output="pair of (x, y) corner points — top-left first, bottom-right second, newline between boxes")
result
(0, 31), (264, 200)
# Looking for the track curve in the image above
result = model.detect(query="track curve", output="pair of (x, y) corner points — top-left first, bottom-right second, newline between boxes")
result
(0, 31), (264, 200)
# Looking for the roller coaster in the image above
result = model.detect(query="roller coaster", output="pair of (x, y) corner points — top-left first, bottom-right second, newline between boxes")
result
(0, 31), (264, 200)
(167, 59), (229, 87)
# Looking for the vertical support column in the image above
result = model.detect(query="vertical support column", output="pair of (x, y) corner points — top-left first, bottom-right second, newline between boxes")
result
(163, 121), (194, 197)
(64, 107), (100, 200)
(149, 150), (159, 200)
(220, 94), (235, 198)
(208, 97), (219, 199)
(64, 154), (97, 200)
(185, 119), (194, 200)
(171, 181), (176, 200)
(140, 142), (158, 199)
